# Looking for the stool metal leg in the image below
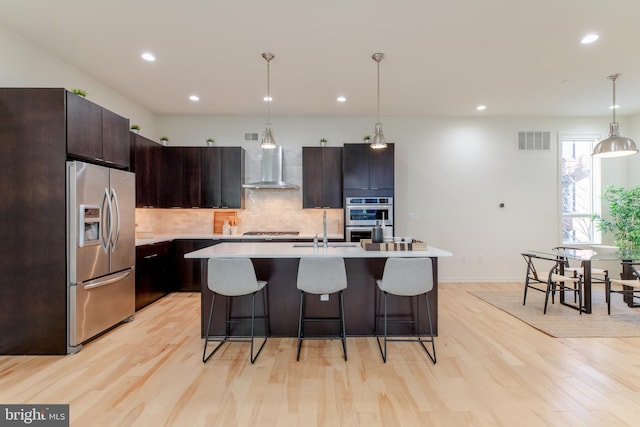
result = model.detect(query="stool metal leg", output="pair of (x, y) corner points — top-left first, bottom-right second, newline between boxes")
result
(296, 291), (305, 361)
(203, 293), (226, 363)
(422, 293), (437, 364)
(375, 290), (389, 363)
(339, 290), (347, 361)
(375, 290), (436, 365)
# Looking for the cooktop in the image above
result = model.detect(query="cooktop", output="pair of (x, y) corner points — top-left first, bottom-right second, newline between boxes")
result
(242, 231), (300, 236)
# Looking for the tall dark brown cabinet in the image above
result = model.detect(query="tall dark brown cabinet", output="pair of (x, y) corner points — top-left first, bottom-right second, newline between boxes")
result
(0, 88), (129, 355)
(130, 134), (161, 208)
(302, 146), (343, 208)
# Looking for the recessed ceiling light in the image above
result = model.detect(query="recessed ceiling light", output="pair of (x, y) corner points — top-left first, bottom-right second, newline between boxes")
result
(337, 96), (346, 102)
(476, 105), (487, 111)
(189, 95), (200, 101)
(609, 104), (620, 110)
(581, 33), (599, 44)
(263, 96), (272, 102)
(141, 52), (156, 62)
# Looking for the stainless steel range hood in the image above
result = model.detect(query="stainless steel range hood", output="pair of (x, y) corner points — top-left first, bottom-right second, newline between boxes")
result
(243, 146), (299, 189)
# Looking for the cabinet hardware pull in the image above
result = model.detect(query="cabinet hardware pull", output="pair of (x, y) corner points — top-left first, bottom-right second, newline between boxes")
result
(144, 253), (159, 259)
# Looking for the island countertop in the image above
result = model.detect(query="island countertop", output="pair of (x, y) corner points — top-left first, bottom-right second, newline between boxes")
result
(184, 241), (453, 259)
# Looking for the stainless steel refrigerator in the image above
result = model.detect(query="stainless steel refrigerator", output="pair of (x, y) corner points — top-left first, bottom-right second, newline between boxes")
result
(67, 161), (135, 353)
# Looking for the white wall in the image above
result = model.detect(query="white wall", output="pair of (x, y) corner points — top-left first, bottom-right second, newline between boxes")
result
(0, 24), (155, 134)
(156, 114), (630, 281)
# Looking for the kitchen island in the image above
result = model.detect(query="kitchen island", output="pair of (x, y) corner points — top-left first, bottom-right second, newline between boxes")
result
(185, 242), (452, 337)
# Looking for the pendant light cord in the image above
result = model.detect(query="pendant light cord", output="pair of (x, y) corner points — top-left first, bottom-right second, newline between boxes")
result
(377, 59), (381, 123)
(267, 59), (271, 124)
(611, 74), (617, 124)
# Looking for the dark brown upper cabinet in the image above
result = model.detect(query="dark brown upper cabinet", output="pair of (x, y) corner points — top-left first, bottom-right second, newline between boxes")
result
(159, 147), (184, 208)
(302, 146), (343, 208)
(66, 92), (130, 168)
(182, 147), (202, 208)
(201, 146), (245, 209)
(343, 143), (394, 190)
(130, 134), (161, 208)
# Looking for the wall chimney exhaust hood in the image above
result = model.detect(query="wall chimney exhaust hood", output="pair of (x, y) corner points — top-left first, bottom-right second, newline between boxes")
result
(243, 146), (299, 189)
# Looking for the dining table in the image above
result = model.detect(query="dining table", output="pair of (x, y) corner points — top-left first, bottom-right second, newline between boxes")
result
(525, 247), (639, 314)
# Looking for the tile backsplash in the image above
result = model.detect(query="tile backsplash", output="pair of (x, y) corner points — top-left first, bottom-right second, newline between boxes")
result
(135, 191), (344, 236)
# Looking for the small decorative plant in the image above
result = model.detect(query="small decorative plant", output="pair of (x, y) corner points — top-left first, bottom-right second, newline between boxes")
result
(593, 185), (640, 255)
(363, 135), (371, 142)
(72, 88), (87, 97)
(130, 124), (140, 131)
(160, 136), (169, 142)
(206, 138), (215, 143)
(320, 138), (327, 146)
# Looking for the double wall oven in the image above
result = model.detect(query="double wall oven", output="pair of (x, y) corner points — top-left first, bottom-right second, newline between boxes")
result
(345, 197), (393, 242)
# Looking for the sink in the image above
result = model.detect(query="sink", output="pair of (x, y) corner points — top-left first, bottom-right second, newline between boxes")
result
(293, 242), (359, 248)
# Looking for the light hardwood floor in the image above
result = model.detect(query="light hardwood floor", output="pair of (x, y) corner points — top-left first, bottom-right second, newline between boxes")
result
(2, 283), (640, 426)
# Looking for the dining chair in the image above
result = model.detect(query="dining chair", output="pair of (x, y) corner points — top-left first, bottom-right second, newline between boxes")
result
(522, 252), (584, 314)
(375, 257), (436, 364)
(296, 257), (348, 361)
(606, 262), (640, 314)
(553, 246), (609, 302)
(202, 258), (269, 364)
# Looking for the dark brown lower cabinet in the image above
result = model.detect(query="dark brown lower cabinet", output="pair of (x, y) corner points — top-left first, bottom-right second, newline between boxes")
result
(135, 241), (173, 310)
(173, 240), (219, 292)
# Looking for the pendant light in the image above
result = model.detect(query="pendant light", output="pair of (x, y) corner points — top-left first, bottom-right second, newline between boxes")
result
(370, 52), (388, 150)
(592, 74), (638, 158)
(260, 52), (277, 149)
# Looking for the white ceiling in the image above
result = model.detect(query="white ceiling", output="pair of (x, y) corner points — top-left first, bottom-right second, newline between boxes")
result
(3, 0), (640, 118)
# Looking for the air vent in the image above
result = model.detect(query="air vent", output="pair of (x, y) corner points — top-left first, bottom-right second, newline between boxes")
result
(517, 131), (551, 151)
(244, 132), (259, 142)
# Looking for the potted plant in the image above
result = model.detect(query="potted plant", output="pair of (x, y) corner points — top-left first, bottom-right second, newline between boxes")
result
(130, 124), (140, 134)
(593, 185), (640, 255)
(363, 135), (371, 143)
(71, 88), (87, 97)
(160, 136), (169, 146)
(320, 138), (327, 147)
(206, 138), (215, 147)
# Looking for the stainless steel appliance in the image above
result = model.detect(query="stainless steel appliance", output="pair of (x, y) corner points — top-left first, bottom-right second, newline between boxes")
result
(67, 161), (135, 352)
(345, 197), (393, 242)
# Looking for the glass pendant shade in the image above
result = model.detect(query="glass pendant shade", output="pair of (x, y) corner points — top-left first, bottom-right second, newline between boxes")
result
(370, 123), (387, 149)
(592, 74), (638, 158)
(261, 125), (277, 149)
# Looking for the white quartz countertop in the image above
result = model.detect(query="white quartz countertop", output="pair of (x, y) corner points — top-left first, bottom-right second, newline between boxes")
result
(136, 233), (344, 247)
(184, 241), (453, 259)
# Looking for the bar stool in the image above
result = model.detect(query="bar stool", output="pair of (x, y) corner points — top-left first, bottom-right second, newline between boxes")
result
(296, 257), (348, 361)
(202, 258), (269, 364)
(375, 257), (436, 364)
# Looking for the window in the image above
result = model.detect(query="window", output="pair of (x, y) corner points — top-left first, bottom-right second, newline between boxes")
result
(560, 135), (601, 244)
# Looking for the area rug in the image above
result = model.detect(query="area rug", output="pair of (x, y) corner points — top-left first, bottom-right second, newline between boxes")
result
(469, 289), (640, 338)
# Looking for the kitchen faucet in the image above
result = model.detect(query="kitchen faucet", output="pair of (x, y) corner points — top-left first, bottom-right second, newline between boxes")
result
(323, 210), (328, 247)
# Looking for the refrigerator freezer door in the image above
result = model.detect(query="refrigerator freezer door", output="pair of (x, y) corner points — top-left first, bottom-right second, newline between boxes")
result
(68, 269), (135, 347)
(68, 161), (110, 284)
(109, 169), (135, 273)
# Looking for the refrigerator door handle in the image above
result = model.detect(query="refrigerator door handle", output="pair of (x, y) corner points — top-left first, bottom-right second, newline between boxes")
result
(100, 187), (110, 253)
(110, 187), (121, 251)
(105, 186), (114, 252)
(83, 271), (131, 290)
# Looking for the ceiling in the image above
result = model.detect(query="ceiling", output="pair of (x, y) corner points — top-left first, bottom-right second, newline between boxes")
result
(3, 0), (640, 118)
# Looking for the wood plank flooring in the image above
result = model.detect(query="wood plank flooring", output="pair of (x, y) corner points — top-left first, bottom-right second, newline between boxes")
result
(2, 283), (640, 426)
